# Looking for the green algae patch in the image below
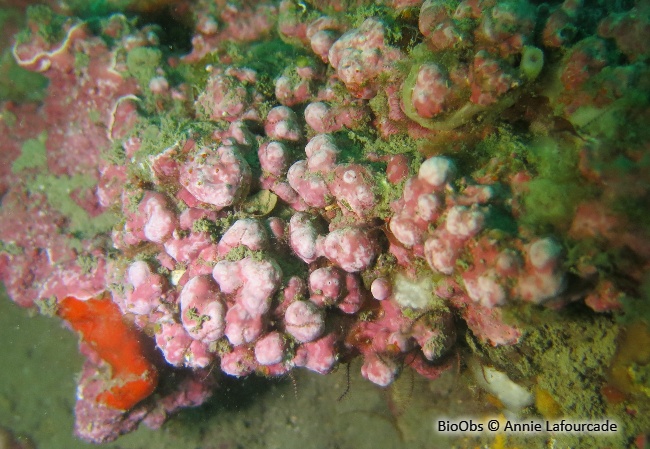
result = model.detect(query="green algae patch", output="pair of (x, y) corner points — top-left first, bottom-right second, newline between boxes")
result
(608, 321), (650, 398)
(467, 306), (650, 447)
(15, 5), (70, 46)
(126, 46), (163, 88)
(458, 126), (527, 178)
(522, 178), (585, 230)
(240, 190), (278, 217)
(58, 0), (173, 16)
(0, 50), (48, 103)
(520, 136), (593, 231)
(76, 252), (99, 275)
(0, 241), (23, 256)
(222, 38), (308, 84)
(127, 115), (212, 184)
(27, 173), (118, 238)
(12, 132), (48, 173)
(470, 308), (618, 418)
(618, 274), (650, 326)
(525, 316), (618, 418)
(192, 218), (222, 243)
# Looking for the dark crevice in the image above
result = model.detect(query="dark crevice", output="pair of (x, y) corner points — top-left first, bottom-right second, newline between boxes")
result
(138, 8), (194, 55)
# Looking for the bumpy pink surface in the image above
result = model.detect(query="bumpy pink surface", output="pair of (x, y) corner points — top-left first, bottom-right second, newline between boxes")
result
(1, 0), (648, 444)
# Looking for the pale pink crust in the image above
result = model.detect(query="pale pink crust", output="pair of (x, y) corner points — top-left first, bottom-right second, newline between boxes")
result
(164, 231), (213, 264)
(305, 134), (339, 172)
(187, 245), (220, 278)
(36, 254), (107, 305)
(254, 331), (286, 366)
(470, 51), (519, 106)
(289, 212), (322, 264)
(217, 218), (269, 256)
(328, 18), (403, 99)
(287, 160), (332, 208)
(264, 106), (303, 141)
(213, 120), (257, 149)
(463, 267), (509, 309)
(220, 345), (256, 377)
(411, 63), (452, 118)
(179, 275), (226, 343)
(120, 261), (166, 315)
(309, 266), (344, 307)
(195, 68), (263, 122)
(388, 157), (455, 250)
(306, 16), (344, 62)
(142, 193), (178, 244)
(445, 205), (485, 239)
(185, 340), (213, 369)
(317, 227), (377, 273)
(149, 143), (182, 187)
(475, 1), (536, 56)
(284, 300), (325, 343)
(386, 154), (410, 184)
(179, 208), (217, 230)
(155, 321), (193, 367)
(275, 74), (313, 106)
(262, 177), (307, 211)
(274, 276), (307, 321)
(361, 353), (398, 387)
(294, 334), (338, 374)
(277, 0), (309, 45)
(451, 294), (522, 346)
(5, 1), (646, 443)
(212, 260), (242, 294)
(236, 257), (283, 317)
(262, 218), (284, 244)
(424, 232), (462, 275)
(338, 273), (365, 314)
(180, 145), (251, 209)
(275, 63), (322, 106)
(97, 165), (127, 208)
(370, 278), (392, 301)
(310, 30), (339, 63)
(225, 303), (265, 346)
(258, 141), (292, 177)
(212, 257), (282, 317)
(327, 164), (377, 217)
(419, 0), (469, 52)
(119, 191), (177, 246)
(304, 101), (368, 133)
(516, 238), (566, 304)
(389, 209), (426, 248)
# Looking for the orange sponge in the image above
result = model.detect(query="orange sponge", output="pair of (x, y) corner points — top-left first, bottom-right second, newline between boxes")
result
(58, 295), (158, 410)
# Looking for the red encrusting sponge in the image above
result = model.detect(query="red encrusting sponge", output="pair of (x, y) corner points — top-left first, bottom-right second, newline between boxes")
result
(57, 295), (158, 410)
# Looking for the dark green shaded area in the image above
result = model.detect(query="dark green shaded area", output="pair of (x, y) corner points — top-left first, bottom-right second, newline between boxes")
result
(15, 5), (69, 46)
(519, 136), (593, 232)
(126, 46), (163, 88)
(0, 50), (48, 102)
(222, 38), (311, 87)
(0, 287), (486, 449)
(0, 289), (87, 449)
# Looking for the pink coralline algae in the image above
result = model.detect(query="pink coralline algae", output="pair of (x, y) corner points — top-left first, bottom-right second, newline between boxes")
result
(180, 145), (252, 208)
(1, 0), (649, 445)
(328, 17), (403, 99)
